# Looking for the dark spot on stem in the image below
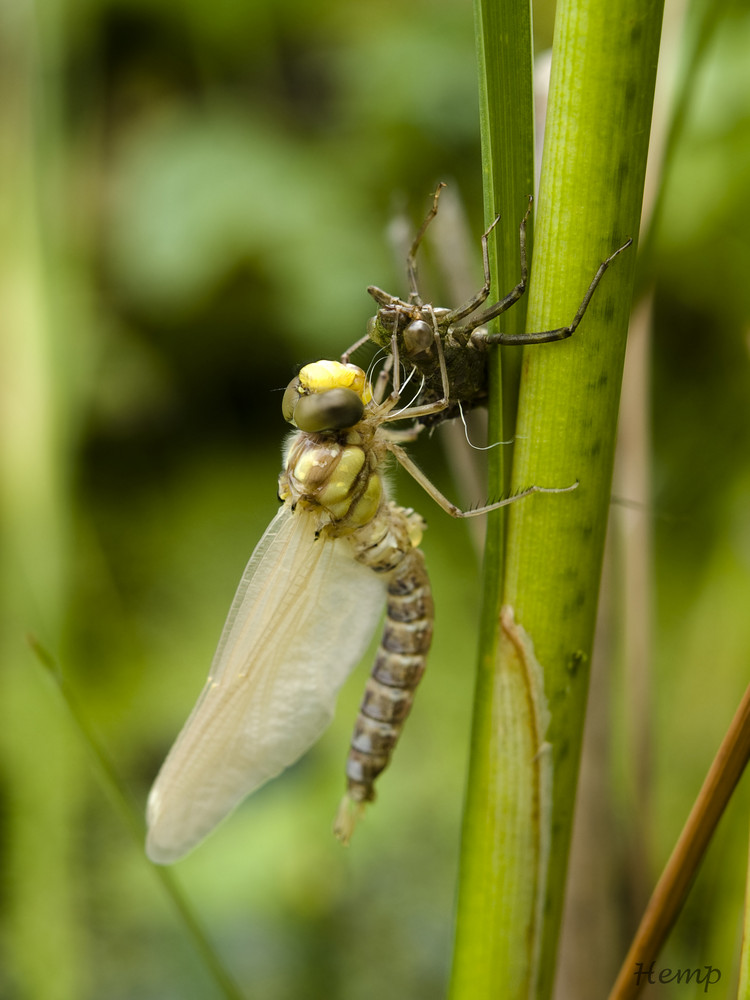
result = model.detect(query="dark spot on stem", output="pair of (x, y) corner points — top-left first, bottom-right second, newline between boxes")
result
(567, 650), (588, 676)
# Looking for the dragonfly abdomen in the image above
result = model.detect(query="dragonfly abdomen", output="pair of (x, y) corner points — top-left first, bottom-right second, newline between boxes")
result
(342, 532), (433, 817)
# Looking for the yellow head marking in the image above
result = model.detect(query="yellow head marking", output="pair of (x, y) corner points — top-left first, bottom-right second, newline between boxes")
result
(298, 361), (373, 405)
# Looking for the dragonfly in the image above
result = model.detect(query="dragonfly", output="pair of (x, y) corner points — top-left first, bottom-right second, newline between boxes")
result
(145, 346), (576, 864)
(344, 184), (632, 426)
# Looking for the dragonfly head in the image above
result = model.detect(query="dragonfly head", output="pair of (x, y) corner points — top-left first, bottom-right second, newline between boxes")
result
(282, 360), (373, 432)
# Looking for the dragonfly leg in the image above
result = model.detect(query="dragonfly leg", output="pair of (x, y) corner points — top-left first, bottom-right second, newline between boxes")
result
(386, 439), (577, 518)
(460, 237), (633, 346)
(379, 305), (452, 424)
(444, 196), (532, 334)
(340, 331), (374, 366)
(406, 182), (447, 305)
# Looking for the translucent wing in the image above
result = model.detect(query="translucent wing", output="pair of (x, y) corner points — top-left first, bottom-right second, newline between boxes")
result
(146, 505), (386, 864)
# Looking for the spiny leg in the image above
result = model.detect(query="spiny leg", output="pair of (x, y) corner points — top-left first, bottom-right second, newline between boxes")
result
(341, 331), (396, 399)
(467, 237), (633, 347)
(373, 314), (420, 417)
(444, 196), (532, 332)
(377, 305), (408, 404)
(354, 185), (450, 366)
(379, 305), (452, 425)
(371, 353), (394, 405)
(340, 331), (372, 366)
(386, 439), (578, 518)
(406, 182), (447, 305)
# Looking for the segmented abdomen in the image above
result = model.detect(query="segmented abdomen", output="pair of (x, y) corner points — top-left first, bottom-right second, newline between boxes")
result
(343, 505), (433, 810)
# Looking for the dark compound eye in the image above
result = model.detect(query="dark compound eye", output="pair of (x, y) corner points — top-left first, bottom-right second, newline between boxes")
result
(281, 376), (303, 424)
(289, 387), (365, 432)
(403, 319), (434, 358)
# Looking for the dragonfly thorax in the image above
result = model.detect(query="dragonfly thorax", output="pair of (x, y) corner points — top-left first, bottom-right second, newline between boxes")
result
(280, 429), (384, 535)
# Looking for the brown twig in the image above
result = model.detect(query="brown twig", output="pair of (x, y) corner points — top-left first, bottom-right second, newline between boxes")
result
(609, 681), (750, 999)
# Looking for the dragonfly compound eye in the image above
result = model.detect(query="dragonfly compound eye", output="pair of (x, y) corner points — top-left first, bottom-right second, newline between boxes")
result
(281, 376), (303, 424)
(403, 319), (434, 359)
(283, 360), (371, 430)
(289, 387), (365, 432)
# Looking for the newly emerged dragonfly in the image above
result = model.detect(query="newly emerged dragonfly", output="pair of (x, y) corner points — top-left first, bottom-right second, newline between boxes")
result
(345, 184), (632, 425)
(145, 349), (575, 863)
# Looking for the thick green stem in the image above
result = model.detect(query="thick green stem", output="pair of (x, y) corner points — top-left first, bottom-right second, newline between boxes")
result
(450, 0), (536, 995)
(451, 0), (664, 997)
(505, 1), (663, 995)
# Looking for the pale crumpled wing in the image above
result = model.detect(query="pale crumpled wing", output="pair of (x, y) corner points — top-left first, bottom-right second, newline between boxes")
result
(146, 505), (386, 864)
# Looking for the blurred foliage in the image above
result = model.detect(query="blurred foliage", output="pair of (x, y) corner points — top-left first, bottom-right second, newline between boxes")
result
(0, 0), (749, 997)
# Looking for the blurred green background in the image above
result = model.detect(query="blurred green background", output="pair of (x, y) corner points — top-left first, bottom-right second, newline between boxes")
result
(1, 0), (749, 997)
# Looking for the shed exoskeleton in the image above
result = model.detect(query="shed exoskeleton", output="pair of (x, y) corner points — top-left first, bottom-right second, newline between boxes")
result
(344, 184), (632, 426)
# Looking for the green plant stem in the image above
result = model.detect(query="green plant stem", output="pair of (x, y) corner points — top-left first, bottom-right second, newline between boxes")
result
(505, 1), (664, 995)
(450, 0), (536, 995)
(473, 0), (536, 455)
(451, 0), (664, 997)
